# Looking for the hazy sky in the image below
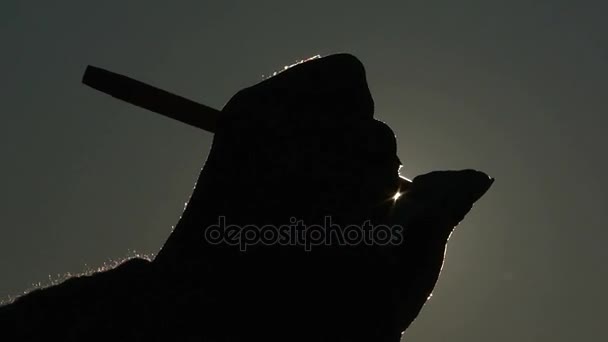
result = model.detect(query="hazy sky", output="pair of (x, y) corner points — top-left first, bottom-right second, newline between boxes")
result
(1, 1), (606, 341)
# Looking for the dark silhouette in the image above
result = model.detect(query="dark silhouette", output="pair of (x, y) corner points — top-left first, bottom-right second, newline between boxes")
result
(0, 54), (493, 341)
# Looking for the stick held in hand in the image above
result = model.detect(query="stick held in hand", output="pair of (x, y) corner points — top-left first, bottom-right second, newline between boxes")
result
(82, 65), (220, 133)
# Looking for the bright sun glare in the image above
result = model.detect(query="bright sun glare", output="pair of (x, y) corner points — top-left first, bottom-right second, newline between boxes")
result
(392, 192), (402, 201)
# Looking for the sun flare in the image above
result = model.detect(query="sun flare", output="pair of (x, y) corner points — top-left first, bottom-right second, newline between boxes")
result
(392, 191), (403, 201)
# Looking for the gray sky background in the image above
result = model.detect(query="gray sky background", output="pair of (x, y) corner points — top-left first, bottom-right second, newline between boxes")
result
(1, 1), (606, 341)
